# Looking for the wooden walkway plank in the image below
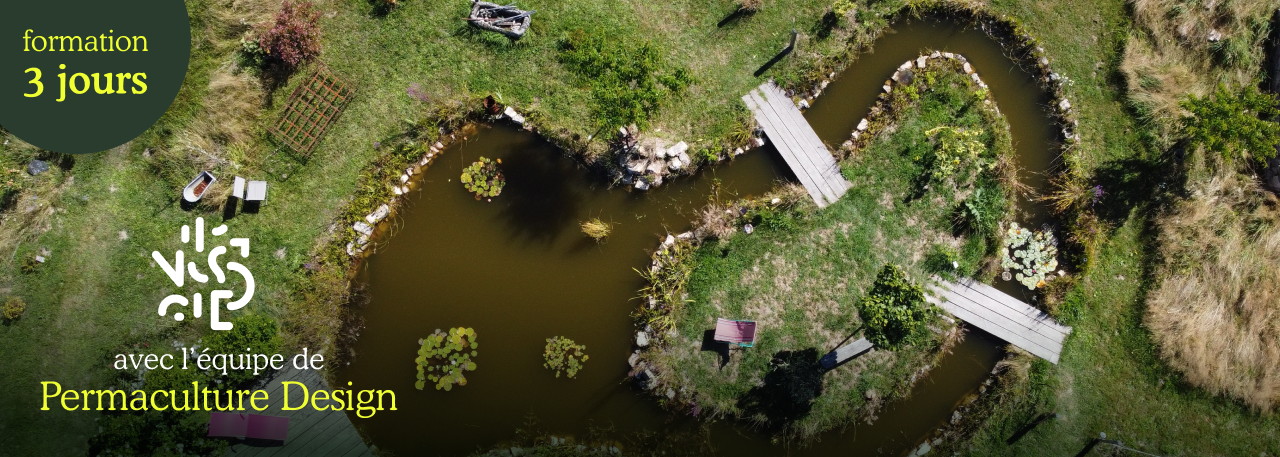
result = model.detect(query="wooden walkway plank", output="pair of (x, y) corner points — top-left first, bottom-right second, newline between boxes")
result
(755, 85), (848, 202)
(742, 82), (850, 207)
(762, 84), (850, 198)
(751, 87), (843, 203)
(926, 277), (1071, 364)
(742, 91), (831, 205)
(832, 338), (874, 364)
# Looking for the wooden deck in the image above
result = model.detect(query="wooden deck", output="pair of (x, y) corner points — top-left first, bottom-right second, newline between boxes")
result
(742, 82), (850, 207)
(226, 367), (373, 457)
(925, 278), (1071, 364)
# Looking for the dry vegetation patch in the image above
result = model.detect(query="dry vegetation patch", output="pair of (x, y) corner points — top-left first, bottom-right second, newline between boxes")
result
(1122, 0), (1274, 145)
(1147, 170), (1280, 411)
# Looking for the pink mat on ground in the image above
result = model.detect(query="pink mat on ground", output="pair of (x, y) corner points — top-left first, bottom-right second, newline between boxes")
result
(246, 414), (290, 442)
(208, 412), (247, 438)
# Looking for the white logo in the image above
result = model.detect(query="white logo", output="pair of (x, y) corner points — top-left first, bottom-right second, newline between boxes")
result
(151, 217), (255, 330)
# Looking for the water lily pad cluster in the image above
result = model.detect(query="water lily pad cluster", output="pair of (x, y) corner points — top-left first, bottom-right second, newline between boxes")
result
(1000, 222), (1059, 290)
(460, 157), (505, 199)
(542, 336), (589, 379)
(414, 327), (478, 391)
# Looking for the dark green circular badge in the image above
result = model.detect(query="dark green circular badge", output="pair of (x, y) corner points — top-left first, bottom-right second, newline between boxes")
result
(1, 0), (190, 154)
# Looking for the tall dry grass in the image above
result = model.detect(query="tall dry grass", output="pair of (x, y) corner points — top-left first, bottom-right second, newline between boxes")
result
(1147, 170), (1280, 411)
(1122, 0), (1274, 147)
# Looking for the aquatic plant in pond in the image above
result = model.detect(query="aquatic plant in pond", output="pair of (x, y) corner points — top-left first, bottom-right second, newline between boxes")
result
(415, 327), (478, 391)
(460, 157), (505, 199)
(542, 336), (589, 378)
(579, 218), (612, 242)
(1000, 222), (1059, 290)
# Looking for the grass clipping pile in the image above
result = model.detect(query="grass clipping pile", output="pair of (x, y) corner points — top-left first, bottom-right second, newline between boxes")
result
(1147, 171), (1280, 411)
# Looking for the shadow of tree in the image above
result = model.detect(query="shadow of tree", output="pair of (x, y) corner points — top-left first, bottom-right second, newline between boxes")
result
(1091, 152), (1183, 225)
(736, 348), (824, 430)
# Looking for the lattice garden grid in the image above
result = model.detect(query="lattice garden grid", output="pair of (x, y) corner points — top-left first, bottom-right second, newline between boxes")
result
(269, 68), (356, 155)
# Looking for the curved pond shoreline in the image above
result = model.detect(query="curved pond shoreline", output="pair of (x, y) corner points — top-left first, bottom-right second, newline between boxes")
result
(330, 10), (1077, 457)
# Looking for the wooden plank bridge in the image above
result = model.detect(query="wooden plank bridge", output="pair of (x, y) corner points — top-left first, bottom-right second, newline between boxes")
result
(925, 278), (1071, 364)
(227, 367), (373, 456)
(742, 82), (851, 207)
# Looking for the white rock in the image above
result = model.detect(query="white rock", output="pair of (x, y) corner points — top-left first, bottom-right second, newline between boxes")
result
(883, 84), (892, 93)
(346, 242), (357, 256)
(627, 160), (648, 174)
(677, 231), (694, 239)
(971, 73), (982, 85)
(366, 204), (390, 224)
(433, 142), (444, 150)
(917, 56), (928, 68)
(798, 99), (810, 109)
(669, 158), (683, 170)
(963, 62), (973, 74)
(770, 198), (781, 205)
(619, 127), (630, 138)
(392, 186), (404, 196)
(503, 106), (525, 124)
(752, 137), (766, 148)
(628, 352), (641, 368)
(663, 234), (676, 247)
(1058, 99), (1071, 111)
(634, 179), (651, 191)
(819, 80), (829, 90)
(942, 52), (955, 59)
(400, 174), (409, 183)
(1208, 29), (1222, 42)
(733, 147), (744, 156)
(636, 331), (650, 347)
(857, 119), (869, 131)
(353, 221), (374, 235)
(898, 61), (912, 72)
(677, 151), (691, 165)
(930, 50), (942, 58)
(668, 141), (689, 157)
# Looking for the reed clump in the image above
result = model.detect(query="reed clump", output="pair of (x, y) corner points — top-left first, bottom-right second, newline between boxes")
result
(579, 218), (612, 242)
(1147, 170), (1280, 412)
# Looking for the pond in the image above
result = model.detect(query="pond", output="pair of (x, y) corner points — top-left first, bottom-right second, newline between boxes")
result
(337, 16), (1058, 456)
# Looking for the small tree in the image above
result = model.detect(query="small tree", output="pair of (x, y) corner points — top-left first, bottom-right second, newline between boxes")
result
(258, 0), (322, 69)
(1182, 85), (1280, 165)
(856, 265), (934, 349)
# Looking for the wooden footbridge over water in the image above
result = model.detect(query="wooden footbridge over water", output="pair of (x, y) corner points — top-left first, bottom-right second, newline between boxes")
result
(742, 82), (851, 208)
(927, 278), (1071, 364)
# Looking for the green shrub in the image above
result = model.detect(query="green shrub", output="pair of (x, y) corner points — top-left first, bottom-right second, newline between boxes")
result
(543, 336), (589, 378)
(1181, 84), (1280, 165)
(924, 126), (991, 183)
(2, 297), (27, 321)
(202, 313), (283, 386)
(856, 264), (935, 349)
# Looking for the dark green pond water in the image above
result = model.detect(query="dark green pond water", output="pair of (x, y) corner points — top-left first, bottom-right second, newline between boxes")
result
(337, 17), (1057, 456)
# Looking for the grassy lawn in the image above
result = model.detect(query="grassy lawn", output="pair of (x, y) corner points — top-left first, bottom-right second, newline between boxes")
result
(2, 0), (1278, 453)
(645, 67), (1012, 437)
